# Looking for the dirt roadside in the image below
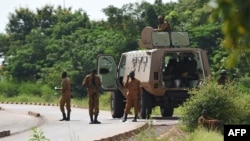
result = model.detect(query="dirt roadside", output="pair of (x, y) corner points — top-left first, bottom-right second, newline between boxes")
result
(122, 124), (188, 141)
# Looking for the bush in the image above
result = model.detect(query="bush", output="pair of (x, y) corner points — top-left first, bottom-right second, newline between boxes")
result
(41, 85), (57, 102)
(236, 77), (250, 93)
(232, 92), (250, 124)
(18, 82), (43, 96)
(0, 80), (57, 103)
(180, 79), (250, 132)
(0, 81), (19, 97)
(99, 92), (111, 110)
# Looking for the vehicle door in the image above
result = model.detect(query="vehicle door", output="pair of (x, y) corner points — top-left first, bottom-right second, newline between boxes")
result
(96, 54), (117, 91)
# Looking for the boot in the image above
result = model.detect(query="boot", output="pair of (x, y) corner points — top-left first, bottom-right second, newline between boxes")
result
(122, 114), (128, 122)
(94, 114), (101, 124)
(66, 112), (70, 121)
(89, 115), (94, 124)
(59, 113), (67, 121)
(132, 115), (137, 122)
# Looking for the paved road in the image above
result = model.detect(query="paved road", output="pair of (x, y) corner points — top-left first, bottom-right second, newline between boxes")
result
(0, 104), (178, 141)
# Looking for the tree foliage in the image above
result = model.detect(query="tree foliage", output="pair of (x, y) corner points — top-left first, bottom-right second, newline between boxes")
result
(210, 0), (250, 68)
(0, 0), (249, 96)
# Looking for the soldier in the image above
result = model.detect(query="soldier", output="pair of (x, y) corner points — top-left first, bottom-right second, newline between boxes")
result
(122, 71), (142, 122)
(198, 109), (220, 131)
(59, 72), (72, 121)
(217, 69), (228, 85)
(155, 15), (171, 32)
(82, 69), (102, 124)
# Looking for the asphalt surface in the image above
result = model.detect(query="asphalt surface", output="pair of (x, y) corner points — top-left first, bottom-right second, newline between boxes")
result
(0, 103), (178, 141)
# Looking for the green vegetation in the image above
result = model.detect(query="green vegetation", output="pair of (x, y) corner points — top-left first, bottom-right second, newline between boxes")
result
(131, 124), (158, 141)
(0, 0), (250, 141)
(0, 80), (58, 103)
(120, 123), (223, 141)
(29, 127), (50, 141)
(181, 79), (250, 132)
(0, 80), (120, 112)
(182, 128), (223, 141)
(210, 0), (250, 68)
(0, 80), (95, 109)
(163, 126), (223, 141)
(0, 0), (249, 95)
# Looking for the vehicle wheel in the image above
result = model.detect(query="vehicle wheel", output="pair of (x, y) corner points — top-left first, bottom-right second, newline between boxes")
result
(160, 103), (174, 117)
(139, 88), (152, 119)
(110, 90), (125, 118)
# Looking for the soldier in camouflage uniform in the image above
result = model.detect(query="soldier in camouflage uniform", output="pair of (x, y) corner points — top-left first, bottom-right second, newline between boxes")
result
(122, 71), (142, 122)
(82, 69), (102, 124)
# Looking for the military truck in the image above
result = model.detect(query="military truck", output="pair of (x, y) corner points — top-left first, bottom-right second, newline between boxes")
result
(96, 26), (211, 119)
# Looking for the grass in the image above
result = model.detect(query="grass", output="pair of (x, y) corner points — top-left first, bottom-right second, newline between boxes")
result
(139, 124), (223, 141)
(119, 122), (223, 141)
(182, 128), (223, 141)
(132, 125), (158, 141)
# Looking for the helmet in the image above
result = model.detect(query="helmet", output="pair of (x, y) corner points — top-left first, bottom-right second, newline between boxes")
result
(201, 109), (208, 115)
(220, 69), (227, 74)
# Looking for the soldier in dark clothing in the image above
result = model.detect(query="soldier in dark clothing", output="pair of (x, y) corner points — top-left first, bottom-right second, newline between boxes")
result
(58, 72), (72, 121)
(217, 70), (228, 85)
(82, 69), (102, 124)
(164, 58), (177, 87)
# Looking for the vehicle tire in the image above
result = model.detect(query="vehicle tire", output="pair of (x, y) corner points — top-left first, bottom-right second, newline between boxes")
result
(160, 102), (174, 117)
(139, 88), (152, 119)
(110, 90), (125, 118)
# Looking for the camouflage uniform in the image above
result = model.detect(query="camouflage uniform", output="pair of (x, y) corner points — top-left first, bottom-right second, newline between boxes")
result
(82, 70), (102, 124)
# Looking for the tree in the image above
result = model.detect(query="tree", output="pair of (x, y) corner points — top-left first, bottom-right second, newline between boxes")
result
(169, 0), (213, 30)
(6, 8), (35, 41)
(210, 0), (250, 68)
(103, 5), (124, 30)
(2, 0), (240, 96)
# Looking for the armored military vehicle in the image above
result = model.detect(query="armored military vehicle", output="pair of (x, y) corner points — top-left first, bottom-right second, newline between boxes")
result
(96, 26), (211, 119)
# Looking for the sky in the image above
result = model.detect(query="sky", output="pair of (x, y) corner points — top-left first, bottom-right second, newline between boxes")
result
(0, 0), (178, 33)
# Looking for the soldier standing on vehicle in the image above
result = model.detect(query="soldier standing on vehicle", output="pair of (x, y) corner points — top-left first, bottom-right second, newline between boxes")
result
(58, 72), (72, 121)
(82, 69), (102, 124)
(155, 15), (171, 32)
(122, 71), (142, 122)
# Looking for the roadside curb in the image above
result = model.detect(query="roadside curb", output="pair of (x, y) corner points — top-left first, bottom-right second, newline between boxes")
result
(0, 103), (43, 138)
(0, 130), (10, 138)
(28, 111), (41, 117)
(0, 101), (78, 108)
(95, 123), (149, 141)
